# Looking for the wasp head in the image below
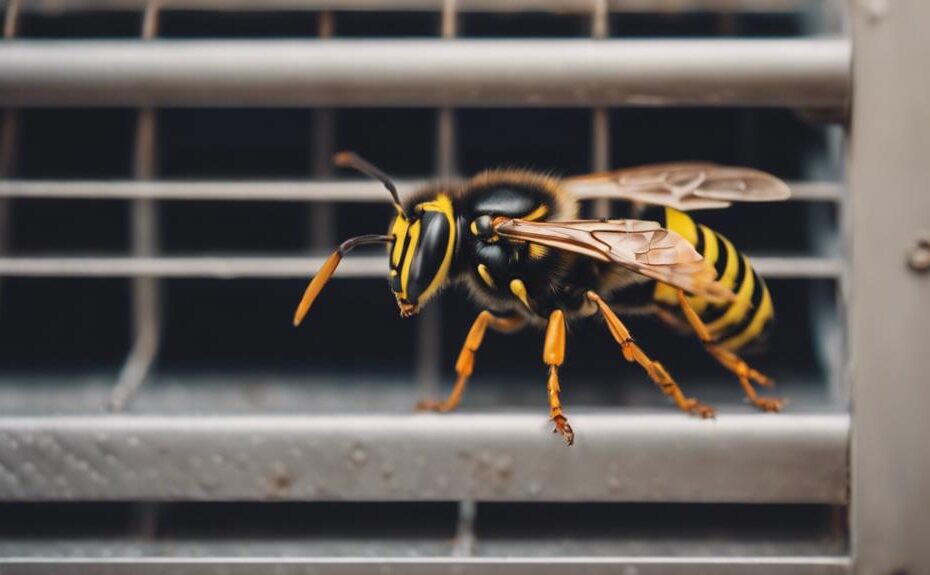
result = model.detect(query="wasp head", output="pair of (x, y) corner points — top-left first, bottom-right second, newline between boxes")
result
(388, 194), (456, 317)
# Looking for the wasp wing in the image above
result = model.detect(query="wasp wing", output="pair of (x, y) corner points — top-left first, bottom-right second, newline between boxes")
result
(564, 163), (791, 211)
(494, 218), (735, 303)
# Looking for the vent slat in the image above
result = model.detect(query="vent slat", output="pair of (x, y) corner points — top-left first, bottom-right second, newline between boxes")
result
(0, 255), (842, 278)
(0, 39), (850, 108)
(0, 556), (853, 575)
(4, 0), (822, 14)
(0, 180), (843, 202)
(0, 413), (849, 503)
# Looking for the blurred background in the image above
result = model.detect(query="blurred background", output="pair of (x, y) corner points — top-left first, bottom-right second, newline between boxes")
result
(0, 0), (856, 571)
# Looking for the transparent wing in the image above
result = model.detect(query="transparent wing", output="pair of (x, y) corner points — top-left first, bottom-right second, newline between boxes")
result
(564, 162), (791, 211)
(494, 218), (735, 303)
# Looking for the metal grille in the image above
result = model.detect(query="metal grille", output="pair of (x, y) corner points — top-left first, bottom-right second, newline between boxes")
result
(0, 1), (858, 573)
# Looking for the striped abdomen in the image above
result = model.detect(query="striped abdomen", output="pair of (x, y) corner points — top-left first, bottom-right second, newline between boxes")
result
(653, 208), (774, 352)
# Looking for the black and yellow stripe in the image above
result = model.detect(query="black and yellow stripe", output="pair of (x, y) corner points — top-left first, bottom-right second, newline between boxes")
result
(653, 207), (773, 352)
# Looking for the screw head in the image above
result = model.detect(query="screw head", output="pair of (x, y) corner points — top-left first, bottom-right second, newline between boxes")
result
(907, 235), (930, 274)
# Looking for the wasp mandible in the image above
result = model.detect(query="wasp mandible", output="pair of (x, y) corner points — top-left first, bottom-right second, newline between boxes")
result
(294, 152), (790, 445)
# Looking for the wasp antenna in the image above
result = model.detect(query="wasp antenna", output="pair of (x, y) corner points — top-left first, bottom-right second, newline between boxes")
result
(293, 234), (394, 327)
(333, 151), (408, 218)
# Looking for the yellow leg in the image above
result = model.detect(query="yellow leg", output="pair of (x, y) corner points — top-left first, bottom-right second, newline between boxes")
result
(587, 291), (716, 418)
(676, 290), (783, 412)
(417, 311), (525, 413)
(543, 309), (573, 445)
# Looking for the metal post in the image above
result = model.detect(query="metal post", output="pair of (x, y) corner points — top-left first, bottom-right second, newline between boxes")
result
(108, 0), (162, 411)
(310, 10), (335, 249)
(0, 0), (21, 319)
(590, 0), (610, 219)
(416, 0), (458, 405)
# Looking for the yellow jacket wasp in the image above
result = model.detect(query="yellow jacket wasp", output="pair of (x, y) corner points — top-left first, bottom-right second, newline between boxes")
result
(294, 152), (790, 445)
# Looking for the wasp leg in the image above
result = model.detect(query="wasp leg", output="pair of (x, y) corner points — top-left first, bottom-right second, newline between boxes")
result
(675, 290), (783, 412)
(417, 311), (525, 413)
(587, 291), (716, 418)
(543, 309), (573, 445)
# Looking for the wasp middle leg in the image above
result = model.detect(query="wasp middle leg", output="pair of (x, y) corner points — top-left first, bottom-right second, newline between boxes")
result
(543, 309), (573, 445)
(675, 290), (784, 412)
(587, 291), (716, 418)
(417, 310), (525, 413)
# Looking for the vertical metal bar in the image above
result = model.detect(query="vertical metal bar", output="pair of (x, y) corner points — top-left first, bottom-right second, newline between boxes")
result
(108, 1), (161, 411)
(590, 0), (610, 219)
(310, 10), (335, 249)
(819, 0), (849, 406)
(417, 0), (457, 405)
(816, 125), (847, 407)
(797, 5), (847, 407)
(0, 0), (21, 319)
(832, 121), (850, 409)
(2, 0), (19, 39)
(452, 498), (476, 557)
(436, 0), (473, 559)
(129, 501), (160, 540)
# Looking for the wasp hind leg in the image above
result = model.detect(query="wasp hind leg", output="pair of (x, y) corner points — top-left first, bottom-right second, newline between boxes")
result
(416, 311), (525, 413)
(543, 309), (573, 445)
(587, 291), (716, 418)
(675, 290), (783, 413)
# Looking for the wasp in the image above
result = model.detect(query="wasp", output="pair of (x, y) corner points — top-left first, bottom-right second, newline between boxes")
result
(294, 152), (790, 445)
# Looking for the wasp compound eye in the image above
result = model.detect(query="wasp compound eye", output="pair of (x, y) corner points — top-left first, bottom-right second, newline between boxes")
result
(405, 210), (451, 305)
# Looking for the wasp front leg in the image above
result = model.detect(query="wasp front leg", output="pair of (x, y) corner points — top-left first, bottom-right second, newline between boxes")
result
(417, 311), (525, 413)
(587, 291), (716, 418)
(676, 290), (784, 412)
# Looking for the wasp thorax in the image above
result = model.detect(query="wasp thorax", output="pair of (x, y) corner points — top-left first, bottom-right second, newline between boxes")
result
(387, 194), (457, 316)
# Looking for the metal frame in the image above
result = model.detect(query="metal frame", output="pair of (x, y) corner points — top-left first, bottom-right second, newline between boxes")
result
(0, 1), (866, 573)
(849, 0), (930, 573)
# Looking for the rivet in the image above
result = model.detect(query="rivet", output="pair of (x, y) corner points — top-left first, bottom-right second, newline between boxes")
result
(907, 235), (930, 274)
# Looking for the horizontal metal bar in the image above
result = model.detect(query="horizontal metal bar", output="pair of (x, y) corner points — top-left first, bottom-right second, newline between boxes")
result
(0, 255), (842, 278)
(750, 256), (843, 279)
(0, 412), (848, 502)
(0, 39), (850, 107)
(0, 255), (383, 278)
(0, 556), (853, 575)
(0, 180), (842, 202)
(2, 0), (821, 14)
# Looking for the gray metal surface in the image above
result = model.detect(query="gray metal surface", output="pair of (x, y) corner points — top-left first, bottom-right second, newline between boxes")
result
(849, 0), (930, 573)
(0, 39), (850, 107)
(0, 254), (842, 278)
(0, 557), (853, 575)
(0, 412), (848, 502)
